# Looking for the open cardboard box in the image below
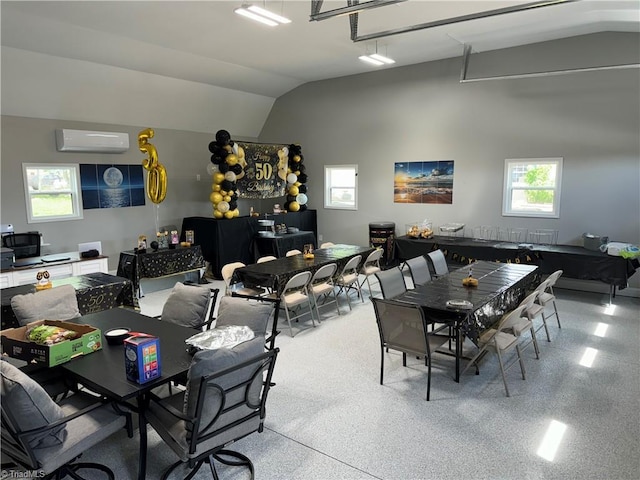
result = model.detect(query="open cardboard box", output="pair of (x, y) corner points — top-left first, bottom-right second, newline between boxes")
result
(1, 320), (102, 367)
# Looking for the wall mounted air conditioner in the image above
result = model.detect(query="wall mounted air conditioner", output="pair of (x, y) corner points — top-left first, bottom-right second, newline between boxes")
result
(55, 129), (130, 153)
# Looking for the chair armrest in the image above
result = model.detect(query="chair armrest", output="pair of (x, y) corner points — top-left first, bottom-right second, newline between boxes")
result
(147, 392), (193, 423)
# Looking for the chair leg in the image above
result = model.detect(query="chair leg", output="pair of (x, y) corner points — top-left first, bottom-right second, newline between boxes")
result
(552, 301), (561, 328)
(211, 450), (254, 480)
(540, 311), (552, 342)
(516, 344), (526, 380)
(530, 327), (540, 359)
(380, 347), (385, 385)
(283, 304), (295, 337)
(496, 348), (510, 397)
(426, 355), (432, 401)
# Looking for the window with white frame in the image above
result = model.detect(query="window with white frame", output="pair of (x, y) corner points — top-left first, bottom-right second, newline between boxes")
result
(324, 165), (358, 210)
(503, 158), (562, 218)
(22, 163), (83, 223)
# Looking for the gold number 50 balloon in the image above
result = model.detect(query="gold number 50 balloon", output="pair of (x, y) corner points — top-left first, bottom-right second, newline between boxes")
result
(138, 128), (167, 204)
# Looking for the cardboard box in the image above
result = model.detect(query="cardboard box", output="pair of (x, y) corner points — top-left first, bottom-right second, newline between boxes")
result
(124, 335), (161, 384)
(1, 320), (102, 367)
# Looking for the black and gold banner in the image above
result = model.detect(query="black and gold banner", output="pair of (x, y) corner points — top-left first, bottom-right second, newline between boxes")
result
(235, 142), (288, 199)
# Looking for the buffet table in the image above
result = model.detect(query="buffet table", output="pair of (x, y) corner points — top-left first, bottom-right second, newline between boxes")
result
(395, 235), (638, 298)
(254, 231), (317, 260)
(116, 245), (205, 296)
(181, 210), (317, 278)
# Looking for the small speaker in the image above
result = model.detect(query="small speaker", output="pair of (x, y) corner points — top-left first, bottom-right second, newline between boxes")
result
(81, 249), (100, 258)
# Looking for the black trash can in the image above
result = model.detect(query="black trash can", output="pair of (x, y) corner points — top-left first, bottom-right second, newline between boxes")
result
(369, 222), (395, 267)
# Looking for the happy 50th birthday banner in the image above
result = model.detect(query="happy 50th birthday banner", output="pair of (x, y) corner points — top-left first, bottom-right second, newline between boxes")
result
(235, 142), (288, 199)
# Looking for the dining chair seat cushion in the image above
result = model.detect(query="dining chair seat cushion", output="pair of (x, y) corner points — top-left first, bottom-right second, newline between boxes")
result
(311, 283), (334, 296)
(537, 291), (556, 304)
(283, 291), (309, 306)
(339, 272), (358, 285)
(10, 285), (80, 326)
(161, 282), (211, 328)
(0, 360), (67, 448)
(214, 296), (272, 336)
(502, 316), (533, 337)
(35, 392), (128, 473)
(362, 265), (380, 276)
(479, 329), (518, 350)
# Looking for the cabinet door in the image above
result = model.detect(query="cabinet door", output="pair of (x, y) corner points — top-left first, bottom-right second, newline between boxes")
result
(73, 258), (108, 276)
(14, 264), (74, 285)
(0, 272), (13, 288)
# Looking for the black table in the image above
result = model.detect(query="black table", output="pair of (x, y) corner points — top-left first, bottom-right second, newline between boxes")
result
(1, 272), (137, 329)
(181, 210), (317, 279)
(236, 244), (374, 296)
(395, 235), (638, 299)
(254, 231), (317, 260)
(394, 261), (539, 382)
(116, 245), (205, 296)
(63, 308), (196, 480)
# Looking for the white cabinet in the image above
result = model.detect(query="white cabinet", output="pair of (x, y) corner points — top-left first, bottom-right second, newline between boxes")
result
(0, 254), (108, 288)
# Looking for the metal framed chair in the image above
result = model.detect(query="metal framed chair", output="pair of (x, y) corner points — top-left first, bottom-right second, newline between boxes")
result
(2, 232), (41, 259)
(372, 298), (451, 401)
(145, 339), (278, 480)
(221, 261), (265, 297)
(535, 270), (563, 329)
(501, 294), (541, 359)
(257, 255), (277, 263)
(360, 248), (383, 299)
(319, 242), (335, 249)
(309, 263), (340, 321)
(461, 305), (527, 397)
(279, 271), (315, 337)
(1, 360), (132, 480)
(285, 249), (302, 257)
(334, 254), (363, 310)
(159, 282), (220, 330)
(405, 255), (432, 287)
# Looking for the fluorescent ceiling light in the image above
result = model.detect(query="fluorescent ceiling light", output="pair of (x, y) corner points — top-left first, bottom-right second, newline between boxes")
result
(247, 5), (291, 24)
(369, 53), (396, 64)
(359, 55), (385, 66)
(235, 4), (291, 26)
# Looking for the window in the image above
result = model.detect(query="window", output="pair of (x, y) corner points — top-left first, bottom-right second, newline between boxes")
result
(324, 165), (358, 210)
(503, 158), (562, 218)
(22, 163), (83, 223)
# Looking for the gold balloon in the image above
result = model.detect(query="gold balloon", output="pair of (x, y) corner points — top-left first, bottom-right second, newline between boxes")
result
(289, 201), (300, 212)
(220, 190), (227, 196)
(213, 209), (223, 219)
(289, 186), (299, 196)
(224, 211), (234, 219)
(223, 145), (232, 153)
(293, 155), (301, 163)
(210, 192), (223, 204)
(226, 153), (238, 166)
(233, 208), (240, 217)
(138, 128), (167, 204)
(223, 195), (231, 202)
(213, 183), (221, 192)
(294, 181), (301, 187)
(295, 171), (300, 176)
(213, 172), (225, 184)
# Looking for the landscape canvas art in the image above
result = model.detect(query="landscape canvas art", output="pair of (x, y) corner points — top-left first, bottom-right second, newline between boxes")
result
(394, 161), (454, 204)
(80, 164), (145, 209)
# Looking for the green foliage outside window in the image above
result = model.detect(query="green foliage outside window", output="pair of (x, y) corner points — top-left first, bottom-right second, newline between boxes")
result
(524, 165), (554, 204)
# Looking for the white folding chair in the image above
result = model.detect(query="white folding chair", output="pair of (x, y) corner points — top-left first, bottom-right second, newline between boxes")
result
(221, 261), (265, 297)
(257, 255), (277, 263)
(286, 249), (302, 257)
(309, 263), (340, 321)
(535, 270), (563, 329)
(279, 271), (315, 337)
(360, 248), (383, 299)
(335, 254), (363, 310)
(319, 242), (335, 249)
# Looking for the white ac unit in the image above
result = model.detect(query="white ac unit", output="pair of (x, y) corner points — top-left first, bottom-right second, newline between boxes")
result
(55, 129), (130, 153)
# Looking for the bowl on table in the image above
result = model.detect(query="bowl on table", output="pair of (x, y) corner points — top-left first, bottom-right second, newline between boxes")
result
(104, 327), (132, 345)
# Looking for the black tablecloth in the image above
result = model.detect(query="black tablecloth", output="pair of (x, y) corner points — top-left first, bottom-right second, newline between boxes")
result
(236, 244), (374, 296)
(254, 231), (317, 259)
(181, 210), (317, 279)
(395, 235), (638, 288)
(116, 245), (205, 294)
(1, 273), (137, 329)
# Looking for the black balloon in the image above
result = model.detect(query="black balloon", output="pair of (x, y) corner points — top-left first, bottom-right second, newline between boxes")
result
(210, 154), (223, 165)
(215, 129), (231, 146)
(230, 192), (238, 201)
(231, 164), (243, 174)
(229, 200), (237, 210)
(300, 204), (308, 212)
(208, 141), (218, 153)
(298, 173), (308, 183)
(218, 162), (230, 173)
(297, 163), (306, 173)
(221, 180), (233, 191)
(286, 194), (296, 203)
(150, 241), (159, 251)
(289, 144), (301, 155)
(283, 201), (291, 211)
(298, 184), (307, 194)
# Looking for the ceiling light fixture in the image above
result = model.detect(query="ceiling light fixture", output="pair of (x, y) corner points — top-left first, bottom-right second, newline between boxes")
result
(235, 4), (291, 26)
(359, 42), (395, 67)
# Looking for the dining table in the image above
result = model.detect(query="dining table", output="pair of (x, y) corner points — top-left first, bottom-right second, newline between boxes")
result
(235, 243), (375, 296)
(61, 308), (197, 480)
(394, 261), (539, 382)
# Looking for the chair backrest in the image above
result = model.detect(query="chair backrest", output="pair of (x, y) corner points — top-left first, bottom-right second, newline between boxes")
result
(2, 233), (41, 259)
(257, 256), (277, 263)
(1, 360), (68, 468)
(363, 248), (383, 267)
(374, 267), (407, 299)
(371, 298), (429, 356)
(161, 282), (220, 329)
(285, 249), (302, 257)
(405, 255), (432, 286)
(339, 254), (362, 277)
(311, 263), (337, 284)
(183, 338), (278, 454)
(10, 284), (80, 326)
(319, 242), (335, 249)
(221, 261), (246, 292)
(214, 296), (274, 337)
(546, 270), (563, 287)
(534, 278), (550, 294)
(427, 250), (449, 276)
(518, 290), (539, 310)
(283, 271), (312, 293)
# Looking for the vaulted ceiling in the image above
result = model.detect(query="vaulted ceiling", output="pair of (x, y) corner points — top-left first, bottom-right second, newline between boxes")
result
(2, 1), (638, 98)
